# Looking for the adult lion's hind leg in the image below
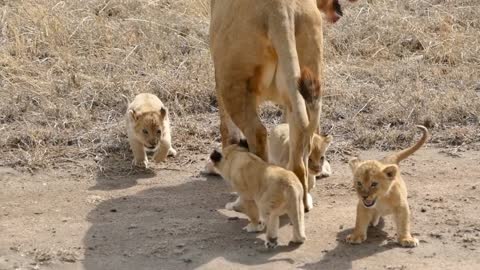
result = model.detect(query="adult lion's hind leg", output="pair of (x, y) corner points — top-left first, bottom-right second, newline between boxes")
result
(221, 80), (268, 162)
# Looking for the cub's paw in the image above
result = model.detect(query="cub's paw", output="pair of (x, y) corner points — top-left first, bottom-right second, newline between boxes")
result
(289, 236), (306, 245)
(306, 193), (314, 211)
(167, 148), (177, 157)
(225, 198), (243, 212)
(153, 154), (167, 163)
(244, 222), (265, 233)
(399, 237), (419, 248)
(265, 237), (278, 249)
(346, 233), (366, 244)
(201, 161), (220, 176)
(370, 215), (381, 227)
(132, 159), (149, 169)
(225, 202), (237, 211)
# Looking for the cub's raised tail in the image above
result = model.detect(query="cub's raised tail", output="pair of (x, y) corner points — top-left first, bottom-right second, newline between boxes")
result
(383, 125), (429, 164)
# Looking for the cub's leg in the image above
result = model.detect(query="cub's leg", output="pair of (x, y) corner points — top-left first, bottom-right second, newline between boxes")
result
(153, 138), (171, 163)
(129, 138), (148, 168)
(394, 204), (419, 248)
(307, 174), (315, 210)
(308, 174), (316, 191)
(265, 214), (280, 249)
(242, 199), (264, 233)
(225, 196), (244, 213)
(371, 213), (381, 227)
(287, 195), (306, 244)
(346, 203), (374, 244)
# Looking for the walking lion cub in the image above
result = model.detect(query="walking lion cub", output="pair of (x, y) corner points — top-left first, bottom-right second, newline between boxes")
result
(210, 140), (306, 248)
(268, 123), (333, 210)
(126, 93), (176, 168)
(346, 125), (429, 248)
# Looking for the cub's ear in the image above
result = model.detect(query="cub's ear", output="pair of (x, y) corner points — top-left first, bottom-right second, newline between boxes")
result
(160, 107), (167, 118)
(238, 139), (249, 150)
(348, 157), (361, 171)
(382, 165), (398, 180)
(128, 109), (138, 121)
(210, 150), (222, 163)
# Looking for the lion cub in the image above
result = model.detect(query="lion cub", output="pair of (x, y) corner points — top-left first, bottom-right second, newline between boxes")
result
(268, 123), (333, 210)
(126, 93), (176, 168)
(210, 140), (306, 248)
(346, 125), (429, 248)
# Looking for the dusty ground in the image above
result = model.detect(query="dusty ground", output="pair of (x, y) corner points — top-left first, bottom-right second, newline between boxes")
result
(1, 147), (479, 270)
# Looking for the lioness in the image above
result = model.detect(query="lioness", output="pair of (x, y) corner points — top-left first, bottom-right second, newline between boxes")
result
(346, 125), (429, 248)
(126, 93), (176, 168)
(210, 0), (357, 211)
(269, 123), (333, 209)
(210, 140), (306, 248)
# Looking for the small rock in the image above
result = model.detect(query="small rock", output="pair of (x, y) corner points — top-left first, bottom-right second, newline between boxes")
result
(472, 186), (477, 190)
(339, 225), (344, 230)
(176, 243), (185, 248)
(59, 254), (76, 263)
(33, 212), (43, 215)
(110, 209), (117, 213)
(421, 208), (427, 213)
(182, 258), (192, 263)
(128, 224), (138, 229)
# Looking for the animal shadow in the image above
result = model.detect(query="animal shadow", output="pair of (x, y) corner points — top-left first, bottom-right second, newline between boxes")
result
(83, 173), (302, 270)
(302, 219), (398, 270)
(91, 152), (157, 191)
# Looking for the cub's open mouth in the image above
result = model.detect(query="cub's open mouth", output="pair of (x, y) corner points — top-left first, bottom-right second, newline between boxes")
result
(363, 199), (376, 208)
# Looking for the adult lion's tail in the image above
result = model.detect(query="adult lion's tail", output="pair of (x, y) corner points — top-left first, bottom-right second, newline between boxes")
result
(382, 125), (429, 164)
(298, 67), (322, 135)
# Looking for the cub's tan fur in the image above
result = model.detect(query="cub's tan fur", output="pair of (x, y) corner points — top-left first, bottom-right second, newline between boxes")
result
(126, 93), (176, 168)
(346, 126), (429, 248)
(210, 141), (306, 248)
(268, 123), (333, 209)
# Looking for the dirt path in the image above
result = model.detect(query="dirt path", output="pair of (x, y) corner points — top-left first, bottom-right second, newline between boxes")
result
(1, 148), (479, 270)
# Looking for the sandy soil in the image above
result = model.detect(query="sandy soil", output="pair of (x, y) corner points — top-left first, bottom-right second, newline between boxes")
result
(1, 148), (479, 270)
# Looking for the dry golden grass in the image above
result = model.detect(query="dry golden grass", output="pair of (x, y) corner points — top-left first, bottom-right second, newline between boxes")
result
(0, 0), (478, 172)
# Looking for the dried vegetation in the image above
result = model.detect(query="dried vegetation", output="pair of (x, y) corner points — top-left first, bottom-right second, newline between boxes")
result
(0, 0), (478, 172)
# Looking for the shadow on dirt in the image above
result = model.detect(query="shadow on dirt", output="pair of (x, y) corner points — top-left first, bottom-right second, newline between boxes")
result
(301, 219), (397, 270)
(83, 173), (303, 269)
(91, 153), (157, 191)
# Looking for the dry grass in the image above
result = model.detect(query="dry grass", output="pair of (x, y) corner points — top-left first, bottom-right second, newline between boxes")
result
(0, 0), (478, 172)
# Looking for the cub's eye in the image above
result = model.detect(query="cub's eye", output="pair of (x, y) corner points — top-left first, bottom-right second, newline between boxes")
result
(320, 156), (325, 161)
(308, 158), (312, 164)
(142, 129), (148, 135)
(157, 129), (161, 135)
(371, 182), (378, 187)
(356, 181), (362, 187)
